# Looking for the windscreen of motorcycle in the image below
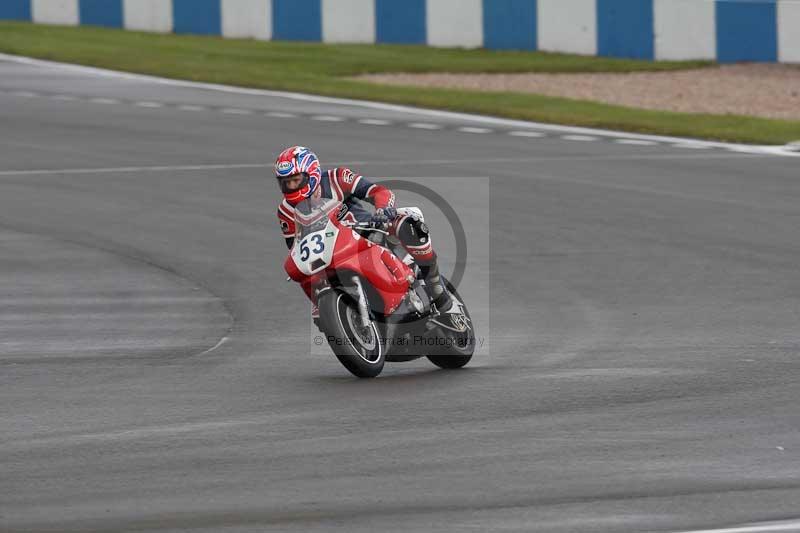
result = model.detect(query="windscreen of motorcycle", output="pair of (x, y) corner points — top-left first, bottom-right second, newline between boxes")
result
(292, 198), (342, 276)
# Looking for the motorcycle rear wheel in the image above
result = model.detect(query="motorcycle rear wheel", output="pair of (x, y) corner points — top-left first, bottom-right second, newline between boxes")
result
(426, 279), (475, 370)
(318, 290), (385, 378)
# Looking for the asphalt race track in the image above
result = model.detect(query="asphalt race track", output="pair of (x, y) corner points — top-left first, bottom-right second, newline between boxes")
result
(2, 56), (800, 533)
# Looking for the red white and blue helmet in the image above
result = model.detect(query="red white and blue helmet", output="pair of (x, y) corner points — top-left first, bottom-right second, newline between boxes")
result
(275, 146), (321, 203)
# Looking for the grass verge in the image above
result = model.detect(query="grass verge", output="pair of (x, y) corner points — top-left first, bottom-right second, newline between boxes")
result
(1, 22), (798, 145)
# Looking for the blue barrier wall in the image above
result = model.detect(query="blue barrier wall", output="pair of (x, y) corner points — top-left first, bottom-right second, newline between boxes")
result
(483, 0), (537, 51)
(3, 0), (798, 63)
(173, 0), (220, 36)
(597, 0), (654, 60)
(716, 0), (778, 62)
(273, 0), (321, 42)
(0, 0), (31, 21)
(376, 0), (426, 44)
(80, 0), (123, 28)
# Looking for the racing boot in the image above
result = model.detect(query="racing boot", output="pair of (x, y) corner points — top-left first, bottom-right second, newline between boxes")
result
(418, 257), (453, 313)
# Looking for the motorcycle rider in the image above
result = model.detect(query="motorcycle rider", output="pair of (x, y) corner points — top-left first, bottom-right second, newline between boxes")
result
(275, 145), (452, 313)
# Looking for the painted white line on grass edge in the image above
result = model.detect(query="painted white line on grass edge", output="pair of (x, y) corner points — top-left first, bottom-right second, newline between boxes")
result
(673, 519), (800, 533)
(0, 52), (795, 157)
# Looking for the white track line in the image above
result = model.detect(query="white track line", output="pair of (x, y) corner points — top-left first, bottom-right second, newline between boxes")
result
(177, 104), (206, 111)
(458, 126), (493, 134)
(674, 519), (800, 533)
(358, 118), (392, 125)
(265, 111), (297, 118)
(672, 143), (713, 150)
(89, 97), (119, 104)
(220, 108), (252, 115)
(508, 131), (545, 138)
(1, 52), (795, 157)
(311, 115), (345, 122)
(409, 123), (443, 130)
(562, 135), (598, 142)
(763, 146), (800, 156)
(195, 335), (230, 357)
(50, 94), (77, 101)
(11, 90), (39, 97)
(615, 139), (657, 146)
(0, 163), (272, 177)
(135, 101), (163, 108)
(0, 152), (766, 178)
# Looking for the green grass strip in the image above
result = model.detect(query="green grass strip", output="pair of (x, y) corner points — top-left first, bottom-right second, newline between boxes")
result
(1, 22), (798, 145)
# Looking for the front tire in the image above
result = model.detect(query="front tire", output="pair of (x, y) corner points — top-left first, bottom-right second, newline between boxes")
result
(318, 290), (385, 378)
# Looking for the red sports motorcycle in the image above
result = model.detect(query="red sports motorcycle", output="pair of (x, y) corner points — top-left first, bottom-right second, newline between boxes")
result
(285, 197), (475, 378)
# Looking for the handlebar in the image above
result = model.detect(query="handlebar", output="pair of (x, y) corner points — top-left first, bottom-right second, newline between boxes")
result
(351, 221), (389, 235)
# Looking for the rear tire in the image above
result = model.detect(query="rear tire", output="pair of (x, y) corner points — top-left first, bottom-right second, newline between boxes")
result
(318, 290), (385, 378)
(426, 279), (474, 370)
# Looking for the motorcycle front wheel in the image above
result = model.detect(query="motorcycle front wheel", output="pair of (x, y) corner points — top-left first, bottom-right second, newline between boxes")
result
(318, 290), (385, 378)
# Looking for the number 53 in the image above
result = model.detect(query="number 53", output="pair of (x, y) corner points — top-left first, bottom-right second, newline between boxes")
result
(299, 234), (324, 261)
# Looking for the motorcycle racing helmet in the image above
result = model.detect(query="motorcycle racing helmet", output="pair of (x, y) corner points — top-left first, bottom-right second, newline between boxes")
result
(275, 146), (322, 204)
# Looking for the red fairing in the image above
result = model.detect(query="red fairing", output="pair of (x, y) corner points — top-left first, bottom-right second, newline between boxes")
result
(333, 234), (411, 315)
(284, 254), (322, 304)
(284, 252), (303, 282)
(284, 211), (413, 315)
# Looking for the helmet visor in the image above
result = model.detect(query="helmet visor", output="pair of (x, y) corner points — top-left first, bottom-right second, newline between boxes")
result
(278, 173), (309, 194)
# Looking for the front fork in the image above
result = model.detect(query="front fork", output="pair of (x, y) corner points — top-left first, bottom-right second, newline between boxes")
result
(310, 275), (371, 330)
(351, 276), (372, 330)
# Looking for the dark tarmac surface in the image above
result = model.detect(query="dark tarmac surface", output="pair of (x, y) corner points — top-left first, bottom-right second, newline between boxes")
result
(2, 56), (800, 533)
